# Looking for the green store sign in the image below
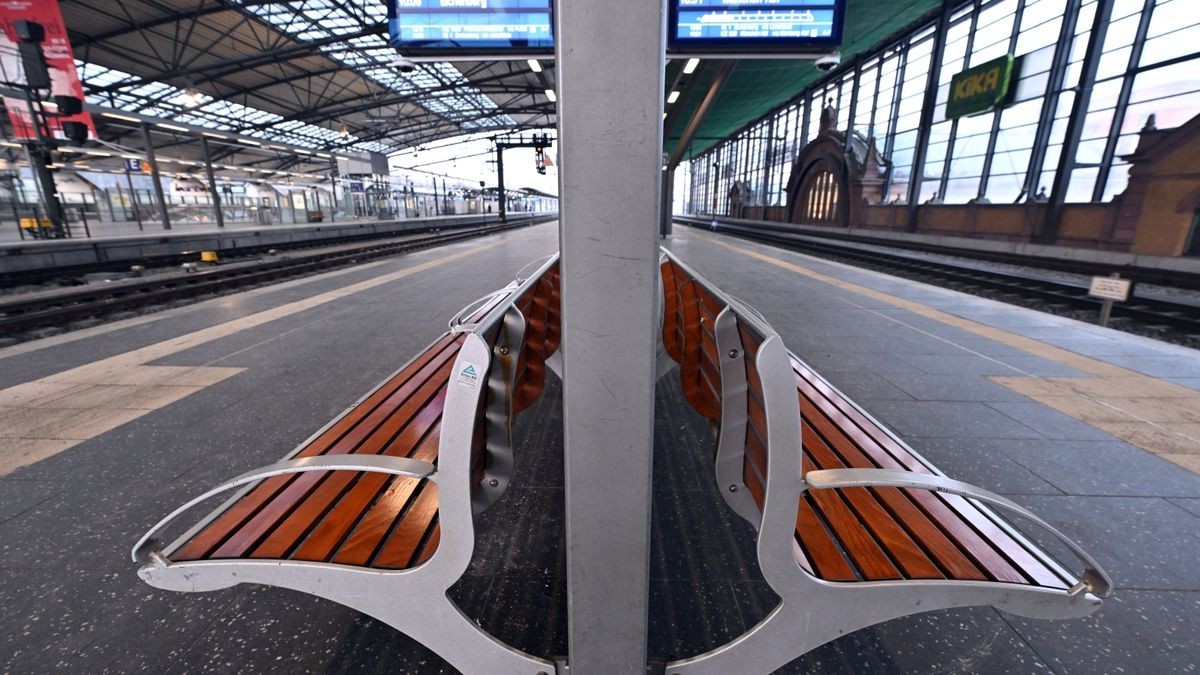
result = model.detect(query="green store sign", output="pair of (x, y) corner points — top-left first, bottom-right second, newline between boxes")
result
(946, 54), (1015, 120)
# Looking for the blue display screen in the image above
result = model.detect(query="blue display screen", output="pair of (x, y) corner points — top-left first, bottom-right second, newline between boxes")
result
(670, 0), (845, 52)
(387, 0), (554, 53)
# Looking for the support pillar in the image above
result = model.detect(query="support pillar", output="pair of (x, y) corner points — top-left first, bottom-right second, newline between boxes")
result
(200, 136), (223, 228)
(140, 123), (171, 230)
(496, 144), (507, 222)
(555, 0), (665, 671)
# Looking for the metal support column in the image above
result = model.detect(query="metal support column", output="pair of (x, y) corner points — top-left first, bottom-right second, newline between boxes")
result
(495, 144), (506, 222)
(140, 123), (171, 230)
(555, 0), (665, 671)
(124, 166), (144, 231)
(200, 136), (224, 228)
(1041, 0), (1113, 244)
(662, 165), (675, 237)
(905, 0), (952, 231)
(328, 158), (338, 222)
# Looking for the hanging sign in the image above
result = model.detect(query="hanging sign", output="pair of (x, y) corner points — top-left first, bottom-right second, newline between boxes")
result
(946, 54), (1015, 120)
(0, 0), (96, 140)
(387, 0), (554, 56)
(668, 0), (847, 55)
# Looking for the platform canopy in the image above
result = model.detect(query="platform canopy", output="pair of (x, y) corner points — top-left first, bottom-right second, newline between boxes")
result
(62, 0), (557, 155)
(58, 0), (942, 161)
(663, 0), (942, 158)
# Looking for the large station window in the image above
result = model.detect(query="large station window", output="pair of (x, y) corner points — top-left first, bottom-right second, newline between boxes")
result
(686, 0), (1200, 216)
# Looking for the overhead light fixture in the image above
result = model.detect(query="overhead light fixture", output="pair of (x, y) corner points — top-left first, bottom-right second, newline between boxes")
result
(177, 88), (204, 107)
(683, 58), (701, 74)
(202, 132), (227, 140)
(544, 89), (557, 102)
(339, 120), (350, 139)
(296, 148), (312, 155)
(157, 122), (189, 132)
(102, 112), (141, 123)
(269, 144), (289, 151)
(237, 138), (261, 146)
(316, 152), (331, 159)
(528, 59), (542, 73)
(667, 90), (680, 104)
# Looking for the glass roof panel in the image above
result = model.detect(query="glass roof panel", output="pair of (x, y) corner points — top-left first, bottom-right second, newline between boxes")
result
(76, 61), (384, 153)
(236, 1), (516, 131)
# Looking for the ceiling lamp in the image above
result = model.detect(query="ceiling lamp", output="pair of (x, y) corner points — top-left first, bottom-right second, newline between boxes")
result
(339, 121), (350, 139)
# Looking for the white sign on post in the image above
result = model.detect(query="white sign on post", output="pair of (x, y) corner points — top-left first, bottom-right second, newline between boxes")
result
(1088, 276), (1132, 302)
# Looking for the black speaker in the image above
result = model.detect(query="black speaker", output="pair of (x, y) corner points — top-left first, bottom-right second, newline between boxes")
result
(61, 121), (89, 144)
(54, 95), (84, 116)
(12, 20), (45, 43)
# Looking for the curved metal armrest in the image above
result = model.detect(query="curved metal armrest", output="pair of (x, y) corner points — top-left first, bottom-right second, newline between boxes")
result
(448, 285), (518, 332)
(805, 468), (1113, 598)
(514, 254), (556, 283)
(132, 455), (437, 565)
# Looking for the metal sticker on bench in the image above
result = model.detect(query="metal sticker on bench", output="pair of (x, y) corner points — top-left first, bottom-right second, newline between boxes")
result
(456, 361), (483, 389)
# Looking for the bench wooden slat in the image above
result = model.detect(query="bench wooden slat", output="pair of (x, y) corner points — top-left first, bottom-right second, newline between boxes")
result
(200, 365), (454, 560)
(331, 478), (426, 566)
(790, 359), (1066, 588)
(791, 366), (1031, 584)
(290, 431), (441, 563)
(298, 334), (462, 458)
(414, 521), (440, 565)
(248, 387), (447, 560)
(800, 451), (903, 580)
(173, 338), (461, 562)
(800, 411), (989, 581)
(802, 427), (945, 579)
(373, 484), (440, 568)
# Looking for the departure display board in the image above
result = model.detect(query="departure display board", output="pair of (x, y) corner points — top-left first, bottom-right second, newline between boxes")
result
(669, 0), (846, 53)
(386, 0), (554, 54)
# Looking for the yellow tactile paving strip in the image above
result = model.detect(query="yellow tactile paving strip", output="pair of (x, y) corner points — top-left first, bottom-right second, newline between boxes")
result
(0, 241), (499, 476)
(711, 238), (1200, 474)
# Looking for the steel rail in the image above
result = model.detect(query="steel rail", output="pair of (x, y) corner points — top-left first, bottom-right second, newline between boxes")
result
(678, 217), (1200, 335)
(0, 216), (553, 337)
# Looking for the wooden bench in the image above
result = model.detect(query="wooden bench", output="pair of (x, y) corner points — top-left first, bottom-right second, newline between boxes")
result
(133, 255), (562, 675)
(657, 249), (1112, 675)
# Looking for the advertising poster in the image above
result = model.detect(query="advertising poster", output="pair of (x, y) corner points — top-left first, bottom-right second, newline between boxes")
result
(0, 0), (95, 140)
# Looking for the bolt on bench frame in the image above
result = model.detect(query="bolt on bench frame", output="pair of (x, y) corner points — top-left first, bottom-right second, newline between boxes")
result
(657, 248), (1112, 675)
(132, 255), (562, 675)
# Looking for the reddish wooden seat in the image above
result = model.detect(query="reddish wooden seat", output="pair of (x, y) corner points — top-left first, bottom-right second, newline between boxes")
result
(660, 250), (1111, 675)
(164, 262), (564, 571)
(134, 257), (562, 674)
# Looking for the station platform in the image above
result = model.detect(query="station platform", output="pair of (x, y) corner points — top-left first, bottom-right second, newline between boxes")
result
(0, 221), (1196, 672)
(0, 213), (538, 276)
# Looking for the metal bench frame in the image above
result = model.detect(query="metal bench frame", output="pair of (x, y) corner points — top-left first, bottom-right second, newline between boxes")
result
(659, 249), (1113, 675)
(132, 256), (562, 675)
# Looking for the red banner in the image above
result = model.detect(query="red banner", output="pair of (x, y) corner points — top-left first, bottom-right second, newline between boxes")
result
(0, 0), (95, 140)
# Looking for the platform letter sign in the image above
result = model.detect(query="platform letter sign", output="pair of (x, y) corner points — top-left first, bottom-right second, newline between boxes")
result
(668, 0), (847, 55)
(947, 55), (1015, 120)
(387, 0), (554, 56)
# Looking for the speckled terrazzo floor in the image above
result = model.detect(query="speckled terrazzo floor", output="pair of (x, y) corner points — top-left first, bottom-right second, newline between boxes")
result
(1, 221), (1197, 673)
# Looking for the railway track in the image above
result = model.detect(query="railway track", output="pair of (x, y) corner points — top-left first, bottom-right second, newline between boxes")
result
(677, 215), (1200, 291)
(677, 216), (1200, 337)
(0, 216), (552, 339)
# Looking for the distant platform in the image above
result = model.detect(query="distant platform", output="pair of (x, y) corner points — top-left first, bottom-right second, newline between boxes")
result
(0, 213), (542, 276)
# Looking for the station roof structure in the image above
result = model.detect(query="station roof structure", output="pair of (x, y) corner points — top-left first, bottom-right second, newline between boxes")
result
(57, 0), (940, 165)
(62, 0), (557, 155)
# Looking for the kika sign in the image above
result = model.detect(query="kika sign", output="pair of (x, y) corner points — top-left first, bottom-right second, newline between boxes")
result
(946, 54), (1014, 120)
